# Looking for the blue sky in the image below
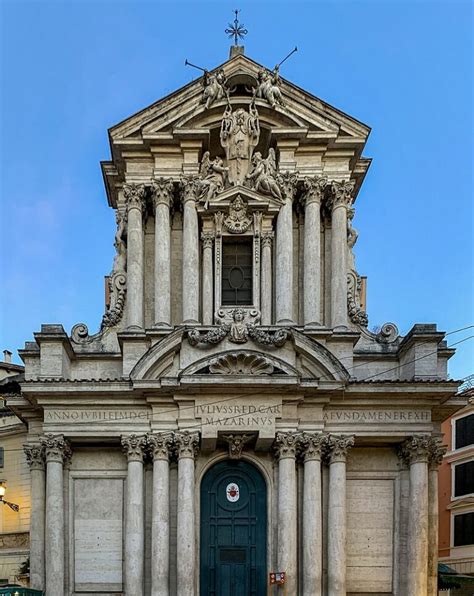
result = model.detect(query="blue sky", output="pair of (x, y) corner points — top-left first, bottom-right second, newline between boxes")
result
(1, 0), (472, 379)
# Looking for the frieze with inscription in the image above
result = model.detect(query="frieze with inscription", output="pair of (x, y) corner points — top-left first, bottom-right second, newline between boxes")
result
(323, 409), (431, 423)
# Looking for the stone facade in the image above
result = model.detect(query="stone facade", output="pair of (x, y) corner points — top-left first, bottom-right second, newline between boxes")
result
(6, 50), (467, 595)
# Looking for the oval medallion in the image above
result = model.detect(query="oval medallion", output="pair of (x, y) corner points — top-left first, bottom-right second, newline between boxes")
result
(226, 482), (240, 502)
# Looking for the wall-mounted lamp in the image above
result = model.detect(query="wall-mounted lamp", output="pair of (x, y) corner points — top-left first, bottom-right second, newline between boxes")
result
(0, 480), (20, 512)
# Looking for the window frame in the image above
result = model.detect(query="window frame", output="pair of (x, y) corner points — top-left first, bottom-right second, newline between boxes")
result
(451, 410), (474, 452)
(221, 237), (254, 306)
(451, 508), (474, 549)
(451, 457), (474, 500)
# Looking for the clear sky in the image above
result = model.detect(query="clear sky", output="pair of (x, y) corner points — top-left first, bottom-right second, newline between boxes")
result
(1, 0), (473, 380)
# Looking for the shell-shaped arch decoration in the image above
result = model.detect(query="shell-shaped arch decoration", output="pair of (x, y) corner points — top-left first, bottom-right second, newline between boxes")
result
(208, 352), (274, 375)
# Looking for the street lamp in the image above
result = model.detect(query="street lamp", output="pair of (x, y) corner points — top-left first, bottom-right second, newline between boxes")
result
(0, 480), (20, 512)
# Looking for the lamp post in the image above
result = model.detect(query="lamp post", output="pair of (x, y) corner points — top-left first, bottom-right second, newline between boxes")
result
(0, 480), (20, 512)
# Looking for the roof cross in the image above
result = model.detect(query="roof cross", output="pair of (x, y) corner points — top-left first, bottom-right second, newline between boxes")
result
(225, 9), (248, 46)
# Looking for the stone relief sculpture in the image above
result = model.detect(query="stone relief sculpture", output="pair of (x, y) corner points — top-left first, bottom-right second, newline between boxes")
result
(101, 209), (128, 330)
(347, 207), (358, 249)
(201, 68), (228, 109)
(246, 149), (283, 201)
(210, 353), (275, 376)
(347, 272), (368, 327)
(221, 433), (254, 458)
(256, 66), (285, 108)
(198, 151), (228, 208)
(220, 100), (260, 185)
(223, 196), (252, 233)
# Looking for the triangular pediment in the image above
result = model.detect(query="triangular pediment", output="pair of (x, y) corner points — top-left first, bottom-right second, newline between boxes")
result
(197, 185), (284, 215)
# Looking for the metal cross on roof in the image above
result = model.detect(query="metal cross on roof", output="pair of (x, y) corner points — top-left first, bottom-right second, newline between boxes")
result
(225, 9), (248, 46)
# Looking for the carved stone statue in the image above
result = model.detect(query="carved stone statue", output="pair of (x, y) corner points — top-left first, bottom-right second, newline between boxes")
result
(201, 69), (227, 109)
(256, 66), (284, 108)
(347, 207), (358, 249)
(111, 211), (127, 275)
(198, 151), (228, 208)
(220, 101), (260, 185)
(246, 149), (282, 200)
(229, 308), (249, 343)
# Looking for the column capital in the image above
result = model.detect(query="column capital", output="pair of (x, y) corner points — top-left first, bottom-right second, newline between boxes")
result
(174, 430), (200, 459)
(261, 231), (274, 247)
(330, 179), (355, 210)
(277, 171), (299, 202)
(151, 177), (174, 211)
(180, 176), (200, 205)
(40, 434), (72, 464)
(428, 437), (447, 470)
(327, 434), (354, 463)
(302, 175), (327, 207)
(147, 433), (173, 461)
(274, 431), (300, 460)
(300, 432), (328, 462)
(399, 434), (432, 465)
(24, 443), (45, 471)
(201, 231), (215, 249)
(121, 434), (147, 462)
(124, 183), (146, 212)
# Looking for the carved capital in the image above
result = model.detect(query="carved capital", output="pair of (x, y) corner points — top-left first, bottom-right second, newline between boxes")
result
(121, 434), (147, 462)
(147, 433), (173, 461)
(274, 431), (300, 460)
(327, 434), (354, 463)
(399, 435), (432, 465)
(180, 176), (200, 205)
(261, 231), (274, 248)
(23, 444), (45, 470)
(151, 177), (174, 211)
(302, 176), (327, 207)
(428, 437), (447, 470)
(124, 183), (146, 212)
(174, 431), (199, 460)
(40, 434), (72, 465)
(221, 434), (253, 459)
(300, 432), (327, 462)
(331, 180), (355, 210)
(201, 231), (215, 249)
(277, 171), (299, 202)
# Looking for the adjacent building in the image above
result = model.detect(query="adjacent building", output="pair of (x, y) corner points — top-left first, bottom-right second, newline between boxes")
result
(5, 43), (466, 595)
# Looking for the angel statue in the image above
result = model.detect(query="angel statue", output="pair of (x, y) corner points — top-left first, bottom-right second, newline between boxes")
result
(256, 66), (284, 108)
(201, 69), (227, 109)
(246, 149), (282, 201)
(198, 151), (228, 208)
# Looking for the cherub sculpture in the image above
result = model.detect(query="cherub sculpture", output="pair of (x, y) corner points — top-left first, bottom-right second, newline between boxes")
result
(229, 308), (249, 343)
(256, 66), (284, 108)
(198, 151), (228, 208)
(201, 69), (227, 109)
(246, 148), (282, 201)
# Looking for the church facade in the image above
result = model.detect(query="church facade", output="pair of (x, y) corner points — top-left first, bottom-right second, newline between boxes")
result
(9, 47), (465, 595)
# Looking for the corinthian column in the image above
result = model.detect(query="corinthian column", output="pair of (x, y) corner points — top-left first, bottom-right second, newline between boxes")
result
(180, 178), (200, 323)
(302, 177), (327, 326)
(401, 435), (430, 596)
(121, 434), (147, 596)
(201, 232), (214, 325)
(275, 173), (298, 324)
(41, 434), (71, 596)
(151, 178), (174, 327)
(261, 232), (274, 325)
(24, 444), (46, 591)
(330, 181), (354, 329)
(149, 433), (173, 596)
(175, 431), (199, 596)
(124, 184), (146, 329)
(327, 434), (354, 596)
(274, 431), (299, 594)
(427, 438), (447, 596)
(300, 433), (326, 596)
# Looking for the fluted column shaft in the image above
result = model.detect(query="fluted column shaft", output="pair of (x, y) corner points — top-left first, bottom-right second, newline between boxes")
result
(41, 434), (71, 596)
(149, 434), (173, 596)
(327, 435), (354, 596)
(274, 432), (298, 594)
(261, 232), (274, 325)
(152, 179), (173, 326)
(275, 173), (297, 324)
(125, 184), (146, 329)
(24, 444), (46, 591)
(301, 433), (325, 596)
(176, 431), (199, 596)
(181, 180), (200, 323)
(201, 233), (214, 325)
(303, 177), (327, 326)
(330, 181), (354, 329)
(122, 434), (147, 596)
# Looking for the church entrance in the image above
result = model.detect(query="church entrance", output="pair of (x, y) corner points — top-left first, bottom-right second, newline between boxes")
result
(200, 459), (267, 596)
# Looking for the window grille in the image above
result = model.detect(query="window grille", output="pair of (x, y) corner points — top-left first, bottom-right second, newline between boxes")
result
(221, 239), (253, 305)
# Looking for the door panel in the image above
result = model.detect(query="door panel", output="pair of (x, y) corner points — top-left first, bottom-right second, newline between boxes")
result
(200, 460), (267, 596)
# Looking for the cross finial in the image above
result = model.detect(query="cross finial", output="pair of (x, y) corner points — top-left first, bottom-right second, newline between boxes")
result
(225, 9), (248, 46)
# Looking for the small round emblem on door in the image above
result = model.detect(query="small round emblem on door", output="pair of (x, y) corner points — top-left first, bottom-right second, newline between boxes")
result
(226, 482), (240, 502)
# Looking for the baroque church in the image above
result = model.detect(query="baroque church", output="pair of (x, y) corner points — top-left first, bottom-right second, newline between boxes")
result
(9, 38), (464, 596)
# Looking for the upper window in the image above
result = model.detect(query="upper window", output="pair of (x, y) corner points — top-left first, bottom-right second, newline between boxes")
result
(455, 414), (474, 450)
(221, 239), (253, 306)
(453, 511), (474, 547)
(454, 460), (474, 497)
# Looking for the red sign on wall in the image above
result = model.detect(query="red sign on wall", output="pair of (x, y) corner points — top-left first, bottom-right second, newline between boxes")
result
(269, 571), (286, 585)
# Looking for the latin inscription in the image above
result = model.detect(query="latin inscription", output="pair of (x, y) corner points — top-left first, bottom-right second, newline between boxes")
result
(196, 404), (282, 428)
(323, 410), (431, 423)
(45, 409), (150, 422)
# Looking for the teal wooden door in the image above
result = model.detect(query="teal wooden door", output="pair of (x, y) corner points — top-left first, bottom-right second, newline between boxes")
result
(200, 460), (267, 596)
